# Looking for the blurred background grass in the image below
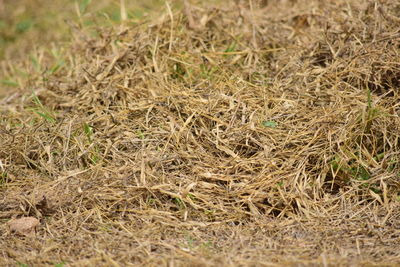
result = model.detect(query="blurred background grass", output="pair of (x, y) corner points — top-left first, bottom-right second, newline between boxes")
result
(0, 0), (168, 60)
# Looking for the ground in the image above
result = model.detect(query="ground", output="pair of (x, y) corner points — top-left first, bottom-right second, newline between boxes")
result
(1, 0), (400, 266)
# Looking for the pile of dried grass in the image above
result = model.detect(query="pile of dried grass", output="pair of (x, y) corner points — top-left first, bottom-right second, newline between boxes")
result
(1, 0), (400, 265)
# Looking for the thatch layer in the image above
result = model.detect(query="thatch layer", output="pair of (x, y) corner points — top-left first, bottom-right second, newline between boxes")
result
(1, 0), (400, 265)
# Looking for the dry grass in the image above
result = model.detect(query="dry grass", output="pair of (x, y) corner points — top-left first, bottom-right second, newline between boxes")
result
(1, 0), (400, 266)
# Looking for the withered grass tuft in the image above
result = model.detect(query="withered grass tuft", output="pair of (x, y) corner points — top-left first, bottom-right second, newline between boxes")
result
(1, 0), (400, 266)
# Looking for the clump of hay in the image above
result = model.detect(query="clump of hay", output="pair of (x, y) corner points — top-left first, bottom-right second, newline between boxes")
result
(1, 0), (400, 265)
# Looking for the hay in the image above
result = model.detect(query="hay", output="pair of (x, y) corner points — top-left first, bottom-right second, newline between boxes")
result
(1, 0), (400, 265)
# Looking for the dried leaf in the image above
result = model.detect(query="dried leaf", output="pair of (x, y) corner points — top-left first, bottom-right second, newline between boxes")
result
(35, 194), (54, 216)
(7, 217), (40, 236)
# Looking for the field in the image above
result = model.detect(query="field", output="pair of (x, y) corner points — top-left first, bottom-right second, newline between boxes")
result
(1, 0), (400, 266)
